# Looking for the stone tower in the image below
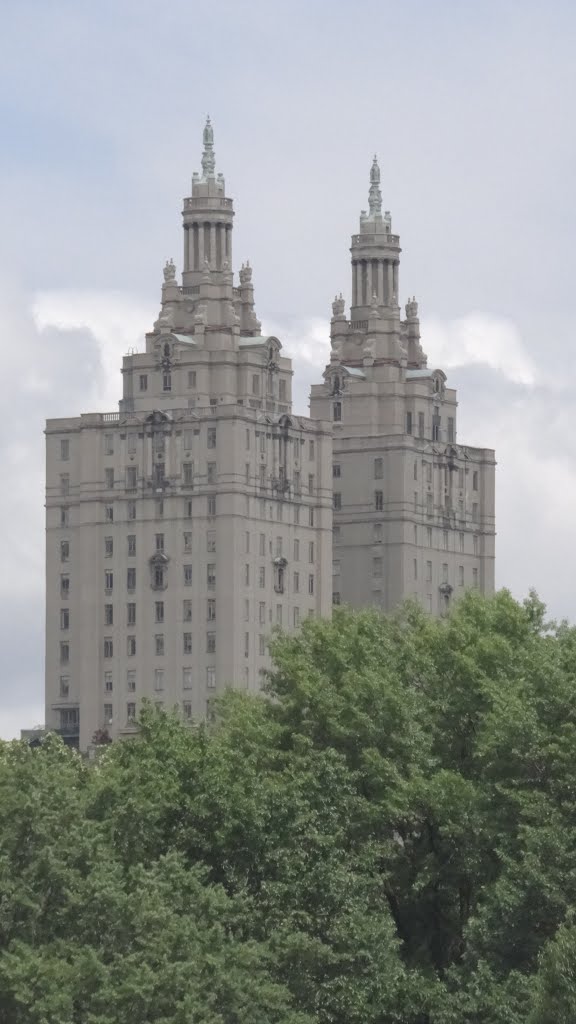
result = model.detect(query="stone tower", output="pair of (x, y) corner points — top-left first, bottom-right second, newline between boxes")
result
(309, 158), (495, 614)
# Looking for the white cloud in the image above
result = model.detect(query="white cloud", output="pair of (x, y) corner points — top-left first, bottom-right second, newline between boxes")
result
(423, 313), (537, 387)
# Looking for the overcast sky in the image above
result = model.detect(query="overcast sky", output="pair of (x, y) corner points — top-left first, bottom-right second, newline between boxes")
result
(1, 0), (575, 738)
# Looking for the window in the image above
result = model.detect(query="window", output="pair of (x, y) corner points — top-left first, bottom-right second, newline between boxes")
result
(188, 370), (196, 389)
(183, 430), (194, 452)
(259, 634), (266, 656)
(259, 533), (266, 557)
(308, 508), (314, 527)
(308, 439), (315, 460)
(447, 417), (455, 443)
(153, 565), (165, 589)
(206, 667), (216, 689)
(442, 563), (449, 583)
(104, 637), (113, 658)
(127, 568), (136, 591)
(245, 531), (250, 554)
(139, 374), (148, 391)
(104, 671), (113, 693)
(154, 601), (164, 624)
(154, 463), (165, 487)
(259, 566), (266, 588)
(60, 540), (69, 562)
(105, 571), (113, 593)
(373, 523), (382, 543)
(154, 669), (164, 692)
(279, 379), (286, 401)
(426, 527), (432, 545)
(426, 560), (432, 582)
(333, 463), (341, 479)
(105, 505), (114, 522)
(259, 601), (266, 624)
(206, 631), (216, 654)
(333, 492), (342, 511)
(413, 558), (418, 580)
(183, 461), (194, 486)
(308, 574), (314, 595)
(105, 468), (114, 489)
(259, 464), (266, 488)
(291, 539), (299, 562)
(418, 412), (425, 438)
(60, 439), (69, 461)
(458, 467), (464, 488)
(293, 607), (300, 628)
(207, 598), (216, 621)
(60, 574), (70, 599)
(184, 531), (192, 553)
(60, 641), (69, 664)
(184, 499), (193, 518)
(60, 473), (70, 496)
(432, 414), (441, 442)
(244, 599), (250, 621)
(128, 500), (136, 520)
(127, 433), (137, 454)
(126, 466), (137, 491)
(103, 703), (113, 723)
(252, 374), (260, 395)
(207, 495), (216, 516)
(207, 462), (217, 484)
(293, 571), (300, 593)
(443, 531), (448, 550)
(155, 634), (165, 656)
(458, 499), (464, 519)
(306, 542), (313, 564)
(207, 564), (216, 589)
(59, 675), (70, 698)
(294, 470), (301, 495)
(182, 701), (192, 720)
(105, 536), (113, 557)
(333, 402), (342, 421)
(333, 592), (341, 605)
(244, 632), (249, 657)
(375, 491), (383, 511)
(127, 535), (136, 557)
(458, 565), (464, 586)
(472, 503), (479, 523)
(127, 636), (136, 657)
(127, 602), (136, 626)
(472, 567), (479, 588)
(274, 563), (285, 594)
(374, 457), (383, 479)
(104, 434), (114, 455)
(155, 533), (164, 553)
(414, 461), (418, 481)
(459, 532), (464, 553)
(60, 506), (69, 527)
(332, 560), (340, 576)
(127, 702), (136, 723)
(183, 599), (192, 621)
(245, 563), (250, 586)
(104, 604), (113, 626)
(207, 427), (217, 449)
(426, 493), (433, 516)
(163, 372), (172, 392)
(182, 667), (193, 690)
(276, 604), (283, 626)
(473, 535), (479, 556)
(406, 411), (413, 435)
(473, 470), (479, 491)
(373, 557), (383, 577)
(127, 670), (136, 692)
(184, 564), (193, 586)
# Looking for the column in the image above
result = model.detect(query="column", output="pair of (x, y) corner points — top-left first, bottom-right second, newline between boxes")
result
(368, 261), (375, 302)
(387, 261), (394, 306)
(226, 225), (232, 264)
(392, 262), (399, 305)
(352, 261), (357, 305)
(379, 261), (385, 304)
(210, 224), (217, 268)
(198, 222), (204, 267)
(183, 225), (189, 273)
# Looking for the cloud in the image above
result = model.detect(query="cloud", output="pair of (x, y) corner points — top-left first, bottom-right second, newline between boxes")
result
(423, 313), (537, 387)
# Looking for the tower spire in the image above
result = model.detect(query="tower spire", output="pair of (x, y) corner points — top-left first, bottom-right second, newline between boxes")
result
(368, 155), (382, 216)
(201, 115), (216, 180)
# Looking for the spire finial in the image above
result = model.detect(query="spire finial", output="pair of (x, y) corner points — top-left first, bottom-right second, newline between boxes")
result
(368, 154), (382, 216)
(201, 115), (216, 179)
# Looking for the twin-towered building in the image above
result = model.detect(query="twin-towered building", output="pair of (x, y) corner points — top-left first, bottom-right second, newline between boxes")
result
(45, 119), (495, 750)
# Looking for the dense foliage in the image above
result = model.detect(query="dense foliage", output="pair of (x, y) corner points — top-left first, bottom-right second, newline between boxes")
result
(2, 591), (576, 1022)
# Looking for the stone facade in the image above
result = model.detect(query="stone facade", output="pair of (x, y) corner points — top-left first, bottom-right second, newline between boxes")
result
(309, 156), (495, 613)
(45, 120), (332, 750)
(44, 124), (495, 751)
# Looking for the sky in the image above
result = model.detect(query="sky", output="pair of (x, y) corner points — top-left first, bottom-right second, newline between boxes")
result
(1, 0), (576, 738)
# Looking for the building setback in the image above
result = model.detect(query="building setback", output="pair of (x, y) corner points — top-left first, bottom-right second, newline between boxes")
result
(310, 156), (495, 613)
(45, 123), (495, 750)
